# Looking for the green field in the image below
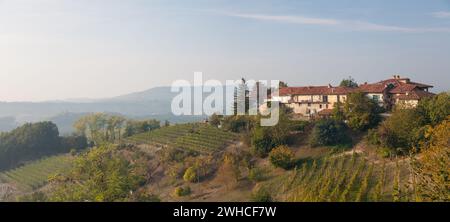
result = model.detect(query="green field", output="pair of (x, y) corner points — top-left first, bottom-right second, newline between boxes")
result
(0, 155), (73, 191)
(261, 153), (412, 202)
(125, 123), (238, 154)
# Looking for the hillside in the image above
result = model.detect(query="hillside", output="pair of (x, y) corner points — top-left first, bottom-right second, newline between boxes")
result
(0, 155), (73, 200)
(125, 123), (238, 154)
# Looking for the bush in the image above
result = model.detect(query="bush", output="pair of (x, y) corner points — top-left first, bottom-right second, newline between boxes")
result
(417, 92), (450, 126)
(367, 129), (380, 146)
(269, 146), (295, 169)
(309, 119), (351, 147)
(377, 108), (426, 154)
(251, 187), (273, 202)
(174, 186), (191, 197)
(248, 167), (265, 182)
(183, 167), (198, 183)
(133, 191), (161, 202)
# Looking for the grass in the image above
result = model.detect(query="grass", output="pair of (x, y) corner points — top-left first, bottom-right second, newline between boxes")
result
(0, 155), (73, 191)
(125, 123), (238, 154)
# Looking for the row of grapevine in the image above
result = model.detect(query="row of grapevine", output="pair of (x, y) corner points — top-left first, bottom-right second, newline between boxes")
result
(263, 153), (414, 202)
(125, 123), (238, 154)
(0, 155), (73, 191)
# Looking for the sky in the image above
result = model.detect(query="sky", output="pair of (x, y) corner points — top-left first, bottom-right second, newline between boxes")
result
(1, 0), (450, 102)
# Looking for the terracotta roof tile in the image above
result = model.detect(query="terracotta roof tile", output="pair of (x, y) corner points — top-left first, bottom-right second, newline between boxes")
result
(357, 83), (388, 93)
(279, 86), (354, 96)
(395, 90), (435, 100)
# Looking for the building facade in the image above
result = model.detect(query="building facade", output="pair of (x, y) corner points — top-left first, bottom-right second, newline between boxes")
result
(267, 75), (434, 119)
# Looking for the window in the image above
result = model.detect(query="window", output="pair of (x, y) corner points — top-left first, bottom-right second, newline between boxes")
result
(373, 95), (380, 102)
(319, 105), (322, 109)
(308, 103), (311, 107)
(323, 95), (328, 103)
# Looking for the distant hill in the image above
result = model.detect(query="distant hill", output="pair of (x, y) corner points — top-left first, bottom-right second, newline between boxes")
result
(0, 86), (235, 133)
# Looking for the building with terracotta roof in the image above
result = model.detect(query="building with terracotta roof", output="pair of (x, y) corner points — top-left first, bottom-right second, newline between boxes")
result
(267, 75), (434, 119)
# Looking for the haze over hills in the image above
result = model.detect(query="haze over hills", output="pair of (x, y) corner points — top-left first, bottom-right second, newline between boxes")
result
(0, 85), (240, 134)
(0, 86), (204, 133)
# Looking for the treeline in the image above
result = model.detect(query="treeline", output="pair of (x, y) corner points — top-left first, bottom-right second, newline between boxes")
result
(73, 113), (161, 145)
(0, 122), (87, 170)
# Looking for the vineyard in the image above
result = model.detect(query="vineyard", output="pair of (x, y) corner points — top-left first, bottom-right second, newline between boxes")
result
(261, 153), (413, 202)
(125, 123), (238, 154)
(0, 155), (73, 191)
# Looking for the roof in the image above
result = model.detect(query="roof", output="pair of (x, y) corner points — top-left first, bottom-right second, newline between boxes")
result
(389, 84), (418, 94)
(277, 77), (434, 98)
(358, 77), (433, 94)
(279, 86), (354, 96)
(394, 89), (435, 100)
(357, 83), (388, 93)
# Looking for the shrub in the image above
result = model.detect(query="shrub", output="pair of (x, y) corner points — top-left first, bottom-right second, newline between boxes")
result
(183, 167), (198, 183)
(377, 108), (426, 154)
(248, 167), (265, 182)
(174, 186), (191, 197)
(309, 119), (351, 147)
(251, 187), (273, 202)
(133, 191), (161, 202)
(367, 129), (380, 146)
(417, 92), (450, 126)
(269, 146), (295, 169)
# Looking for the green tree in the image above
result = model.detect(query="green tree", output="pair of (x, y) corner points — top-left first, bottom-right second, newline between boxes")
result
(309, 119), (351, 147)
(339, 76), (359, 88)
(377, 108), (426, 154)
(343, 92), (381, 131)
(251, 108), (291, 157)
(417, 92), (450, 126)
(0, 121), (62, 170)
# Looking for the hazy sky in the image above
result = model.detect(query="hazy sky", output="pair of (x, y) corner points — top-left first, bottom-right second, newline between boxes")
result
(1, 0), (450, 101)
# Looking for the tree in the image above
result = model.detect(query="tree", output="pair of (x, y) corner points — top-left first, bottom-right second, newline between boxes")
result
(0, 122), (62, 170)
(183, 167), (198, 183)
(269, 146), (295, 169)
(49, 145), (144, 202)
(309, 119), (351, 147)
(411, 117), (449, 201)
(208, 113), (222, 127)
(251, 108), (291, 157)
(417, 92), (450, 126)
(123, 119), (160, 137)
(75, 113), (160, 143)
(279, 81), (288, 88)
(343, 92), (381, 131)
(339, 76), (358, 88)
(232, 78), (250, 115)
(331, 101), (345, 122)
(377, 108), (426, 154)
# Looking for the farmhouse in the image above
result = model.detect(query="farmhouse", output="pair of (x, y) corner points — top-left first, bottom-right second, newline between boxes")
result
(269, 75), (434, 119)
